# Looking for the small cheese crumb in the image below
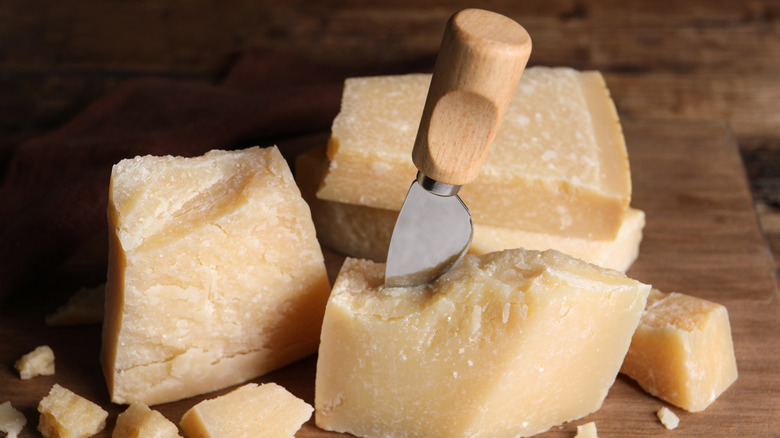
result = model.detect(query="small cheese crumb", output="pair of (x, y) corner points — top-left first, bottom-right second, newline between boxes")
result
(15, 345), (55, 379)
(574, 421), (598, 438)
(38, 384), (108, 438)
(0, 401), (26, 438)
(114, 402), (182, 438)
(657, 406), (680, 430)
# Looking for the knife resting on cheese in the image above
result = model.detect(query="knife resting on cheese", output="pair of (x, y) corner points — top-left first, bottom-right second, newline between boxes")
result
(385, 8), (532, 287)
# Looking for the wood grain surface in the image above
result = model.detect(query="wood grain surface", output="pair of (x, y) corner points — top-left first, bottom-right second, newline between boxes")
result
(1, 119), (778, 437)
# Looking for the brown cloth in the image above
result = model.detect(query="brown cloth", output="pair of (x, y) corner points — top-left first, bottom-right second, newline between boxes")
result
(0, 48), (433, 304)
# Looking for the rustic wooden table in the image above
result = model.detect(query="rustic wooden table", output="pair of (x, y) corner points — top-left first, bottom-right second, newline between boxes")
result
(1, 1), (779, 437)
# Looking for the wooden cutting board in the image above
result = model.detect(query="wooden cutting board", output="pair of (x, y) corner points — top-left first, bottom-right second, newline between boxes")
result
(1, 119), (778, 437)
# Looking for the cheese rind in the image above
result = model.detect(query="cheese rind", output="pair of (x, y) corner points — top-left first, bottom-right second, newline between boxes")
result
(0, 401), (26, 438)
(315, 249), (650, 438)
(317, 69), (631, 239)
(15, 345), (55, 379)
(102, 146), (331, 405)
(37, 384), (108, 438)
(620, 289), (738, 412)
(113, 403), (182, 438)
(180, 383), (313, 438)
(297, 146), (643, 271)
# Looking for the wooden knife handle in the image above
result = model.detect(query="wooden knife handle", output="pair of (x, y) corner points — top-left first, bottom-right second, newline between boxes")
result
(412, 9), (532, 186)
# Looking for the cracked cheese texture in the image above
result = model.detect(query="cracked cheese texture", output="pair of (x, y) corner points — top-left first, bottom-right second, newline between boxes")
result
(113, 403), (182, 438)
(621, 289), (738, 412)
(316, 69), (631, 239)
(102, 146), (331, 405)
(38, 384), (107, 438)
(15, 345), (55, 379)
(0, 401), (26, 438)
(298, 146), (643, 271)
(315, 248), (650, 438)
(180, 383), (313, 438)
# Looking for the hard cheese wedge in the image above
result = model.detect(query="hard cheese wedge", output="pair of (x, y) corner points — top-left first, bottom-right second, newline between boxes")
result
(315, 248), (650, 438)
(102, 146), (331, 405)
(180, 383), (313, 438)
(316, 68), (631, 239)
(621, 289), (738, 412)
(297, 146), (643, 271)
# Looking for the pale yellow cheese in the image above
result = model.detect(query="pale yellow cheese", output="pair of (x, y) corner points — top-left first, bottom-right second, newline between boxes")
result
(38, 384), (108, 438)
(656, 406), (679, 430)
(180, 383), (313, 438)
(315, 248), (650, 438)
(45, 284), (105, 326)
(102, 146), (331, 405)
(15, 345), (55, 379)
(620, 289), (738, 412)
(113, 403), (182, 438)
(316, 69), (631, 239)
(0, 401), (26, 438)
(297, 146), (643, 272)
(575, 422), (598, 438)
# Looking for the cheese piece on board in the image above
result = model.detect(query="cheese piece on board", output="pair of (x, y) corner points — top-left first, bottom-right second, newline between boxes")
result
(38, 384), (108, 438)
(0, 401), (26, 438)
(102, 146), (331, 405)
(620, 289), (738, 412)
(297, 146), (643, 271)
(15, 345), (55, 379)
(656, 406), (679, 430)
(45, 284), (105, 326)
(316, 68), (631, 239)
(113, 403), (182, 438)
(575, 422), (598, 438)
(180, 383), (313, 438)
(315, 249), (650, 438)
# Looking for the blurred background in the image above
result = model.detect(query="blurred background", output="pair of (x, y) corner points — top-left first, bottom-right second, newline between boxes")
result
(1, 0), (778, 269)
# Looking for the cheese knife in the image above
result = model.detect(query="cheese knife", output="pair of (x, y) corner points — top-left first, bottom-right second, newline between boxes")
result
(385, 9), (532, 287)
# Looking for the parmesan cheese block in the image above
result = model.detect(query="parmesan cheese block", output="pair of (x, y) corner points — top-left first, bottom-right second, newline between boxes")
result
(315, 249), (650, 438)
(102, 146), (331, 405)
(180, 383), (313, 438)
(38, 384), (108, 438)
(0, 401), (26, 438)
(316, 69), (631, 239)
(621, 289), (738, 412)
(297, 146), (643, 271)
(15, 345), (55, 379)
(113, 403), (182, 438)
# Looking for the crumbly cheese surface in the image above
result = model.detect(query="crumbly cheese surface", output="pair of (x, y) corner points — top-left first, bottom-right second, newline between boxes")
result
(0, 401), (26, 438)
(315, 248), (650, 438)
(297, 146), (643, 272)
(180, 383), (313, 438)
(15, 345), (55, 380)
(113, 403), (182, 438)
(621, 289), (738, 412)
(102, 146), (331, 405)
(317, 68), (631, 239)
(37, 384), (107, 438)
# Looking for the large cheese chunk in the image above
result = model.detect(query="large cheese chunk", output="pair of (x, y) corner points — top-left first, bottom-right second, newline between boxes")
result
(102, 146), (331, 405)
(38, 384), (108, 438)
(180, 383), (313, 438)
(620, 289), (738, 412)
(297, 146), (643, 271)
(316, 69), (631, 239)
(113, 403), (182, 438)
(315, 249), (650, 438)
